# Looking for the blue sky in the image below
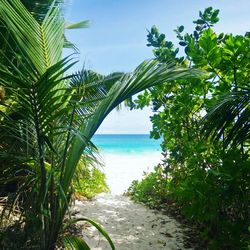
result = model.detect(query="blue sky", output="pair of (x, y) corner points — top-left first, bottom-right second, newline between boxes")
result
(65, 0), (250, 134)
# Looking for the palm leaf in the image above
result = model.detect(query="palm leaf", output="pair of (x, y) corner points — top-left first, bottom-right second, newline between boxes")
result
(65, 20), (89, 30)
(64, 235), (91, 250)
(64, 217), (115, 250)
(0, 0), (64, 74)
(20, 0), (64, 23)
(202, 86), (250, 147)
(62, 60), (200, 193)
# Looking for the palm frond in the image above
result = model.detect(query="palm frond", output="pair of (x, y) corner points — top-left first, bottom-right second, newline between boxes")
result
(64, 217), (115, 250)
(64, 235), (91, 250)
(0, 0), (65, 74)
(21, 0), (64, 23)
(62, 60), (200, 192)
(65, 20), (89, 30)
(203, 86), (250, 147)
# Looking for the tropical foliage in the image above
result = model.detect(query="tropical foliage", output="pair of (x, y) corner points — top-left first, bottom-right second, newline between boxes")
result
(0, 1), (196, 249)
(73, 157), (109, 199)
(128, 7), (250, 249)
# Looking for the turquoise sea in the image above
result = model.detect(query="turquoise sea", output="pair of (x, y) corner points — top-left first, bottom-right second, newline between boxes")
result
(92, 134), (162, 154)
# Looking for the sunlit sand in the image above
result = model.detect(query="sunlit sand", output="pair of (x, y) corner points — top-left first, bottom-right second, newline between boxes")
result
(73, 194), (190, 250)
(101, 151), (162, 194)
(71, 149), (192, 249)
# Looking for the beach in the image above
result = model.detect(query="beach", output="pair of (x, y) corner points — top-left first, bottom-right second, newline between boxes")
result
(101, 151), (162, 194)
(71, 135), (193, 249)
(92, 134), (162, 194)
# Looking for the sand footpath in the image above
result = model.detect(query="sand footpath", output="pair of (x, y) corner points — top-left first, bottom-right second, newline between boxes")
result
(72, 193), (192, 250)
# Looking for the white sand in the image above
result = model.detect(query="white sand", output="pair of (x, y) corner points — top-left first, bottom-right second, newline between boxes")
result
(73, 194), (191, 250)
(101, 151), (162, 194)
(71, 152), (192, 249)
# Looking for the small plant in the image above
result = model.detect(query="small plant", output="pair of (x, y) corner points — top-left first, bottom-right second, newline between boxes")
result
(73, 157), (109, 199)
(127, 165), (169, 208)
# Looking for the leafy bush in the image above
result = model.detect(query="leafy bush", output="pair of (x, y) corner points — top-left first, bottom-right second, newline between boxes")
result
(129, 7), (250, 249)
(129, 152), (250, 249)
(127, 165), (169, 208)
(171, 150), (250, 249)
(73, 165), (109, 199)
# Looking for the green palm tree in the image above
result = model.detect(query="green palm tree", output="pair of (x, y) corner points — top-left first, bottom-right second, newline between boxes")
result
(0, 1), (199, 249)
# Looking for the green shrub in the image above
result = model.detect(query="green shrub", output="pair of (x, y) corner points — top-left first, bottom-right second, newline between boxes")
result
(128, 6), (250, 250)
(128, 150), (250, 249)
(74, 167), (109, 199)
(73, 160), (109, 199)
(127, 165), (169, 208)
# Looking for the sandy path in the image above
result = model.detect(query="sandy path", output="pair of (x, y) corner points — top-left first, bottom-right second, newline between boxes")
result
(72, 194), (191, 250)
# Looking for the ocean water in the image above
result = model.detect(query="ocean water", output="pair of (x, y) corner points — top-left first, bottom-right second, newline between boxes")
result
(92, 134), (162, 154)
(92, 134), (163, 194)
